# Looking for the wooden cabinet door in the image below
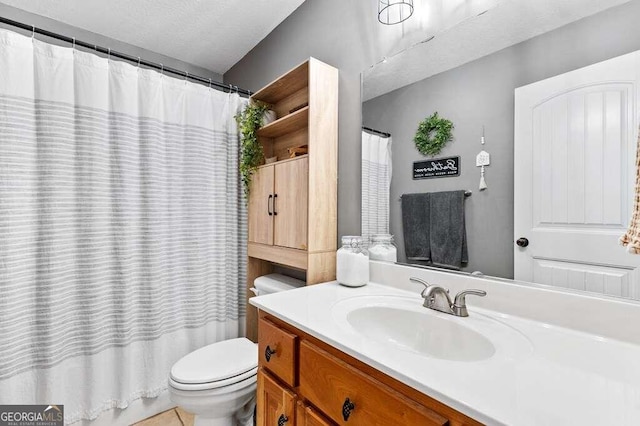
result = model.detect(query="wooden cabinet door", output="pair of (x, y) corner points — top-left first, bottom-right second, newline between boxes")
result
(257, 368), (296, 426)
(274, 157), (308, 250)
(249, 165), (275, 245)
(299, 341), (448, 426)
(296, 402), (334, 426)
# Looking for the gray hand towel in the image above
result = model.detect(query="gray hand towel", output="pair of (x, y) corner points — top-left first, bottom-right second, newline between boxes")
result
(401, 193), (431, 264)
(429, 190), (468, 270)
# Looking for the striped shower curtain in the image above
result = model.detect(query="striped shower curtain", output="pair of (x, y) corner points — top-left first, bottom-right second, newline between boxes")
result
(361, 130), (392, 244)
(0, 29), (247, 422)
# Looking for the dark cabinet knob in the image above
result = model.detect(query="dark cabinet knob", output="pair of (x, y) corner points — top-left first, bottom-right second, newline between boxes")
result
(264, 345), (276, 362)
(277, 414), (288, 426)
(268, 195), (273, 216)
(342, 398), (355, 421)
(516, 237), (529, 247)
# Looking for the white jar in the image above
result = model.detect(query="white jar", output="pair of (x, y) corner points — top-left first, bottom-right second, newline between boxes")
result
(368, 234), (397, 262)
(336, 236), (369, 287)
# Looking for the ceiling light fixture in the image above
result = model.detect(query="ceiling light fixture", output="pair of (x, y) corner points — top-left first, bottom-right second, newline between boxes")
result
(378, 0), (414, 25)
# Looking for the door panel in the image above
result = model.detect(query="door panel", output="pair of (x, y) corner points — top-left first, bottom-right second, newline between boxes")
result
(257, 369), (296, 426)
(532, 259), (637, 298)
(532, 85), (631, 229)
(515, 50), (640, 298)
(274, 157), (308, 250)
(296, 402), (334, 426)
(249, 165), (274, 245)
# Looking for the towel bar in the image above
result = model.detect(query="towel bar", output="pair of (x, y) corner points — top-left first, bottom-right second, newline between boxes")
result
(399, 190), (472, 201)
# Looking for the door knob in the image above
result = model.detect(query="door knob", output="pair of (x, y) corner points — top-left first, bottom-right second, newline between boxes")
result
(516, 237), (529, 247)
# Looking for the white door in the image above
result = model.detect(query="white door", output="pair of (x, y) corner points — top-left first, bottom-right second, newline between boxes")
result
(515, 51), (640, 299)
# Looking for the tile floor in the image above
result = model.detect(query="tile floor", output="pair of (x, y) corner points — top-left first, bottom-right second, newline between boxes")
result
(132, 407), (194, 426)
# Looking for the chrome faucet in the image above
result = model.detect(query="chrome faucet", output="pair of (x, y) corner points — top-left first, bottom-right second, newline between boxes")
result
(410, 277), (486, 317)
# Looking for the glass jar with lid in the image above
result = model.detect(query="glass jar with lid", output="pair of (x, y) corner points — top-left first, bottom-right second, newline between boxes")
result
(368, 234), (397, 262)
(336, 236), (369, 287)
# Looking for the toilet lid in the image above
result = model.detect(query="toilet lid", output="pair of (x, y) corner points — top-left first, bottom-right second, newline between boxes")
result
(170, 338), (257, 385)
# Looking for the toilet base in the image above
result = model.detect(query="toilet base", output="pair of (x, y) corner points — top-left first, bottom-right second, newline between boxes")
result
(169, 375), (256, 426)
(193, 416), (231, 426)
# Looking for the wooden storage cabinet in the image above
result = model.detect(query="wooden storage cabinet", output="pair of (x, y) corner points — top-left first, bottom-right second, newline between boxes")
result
(249, 157), (309, 250)
(256, 314), (484, 426)
(246, 58), (338, 341)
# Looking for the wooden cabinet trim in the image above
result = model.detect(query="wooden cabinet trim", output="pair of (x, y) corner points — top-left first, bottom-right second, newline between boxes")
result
(255, 154), (309, 170)
(248, 243), (307, 270)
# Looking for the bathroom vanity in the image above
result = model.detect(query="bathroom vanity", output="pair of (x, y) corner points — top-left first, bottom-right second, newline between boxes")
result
(256, 312), (478, 426)
(250, 261), (640, 426)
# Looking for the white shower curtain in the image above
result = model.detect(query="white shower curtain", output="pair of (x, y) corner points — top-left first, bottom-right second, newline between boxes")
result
(361, 130), (392, 244)
(0, 29), (247, 422)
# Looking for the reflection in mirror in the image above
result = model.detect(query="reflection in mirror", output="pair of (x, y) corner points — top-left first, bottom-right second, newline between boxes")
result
(361, 0), (640, 301)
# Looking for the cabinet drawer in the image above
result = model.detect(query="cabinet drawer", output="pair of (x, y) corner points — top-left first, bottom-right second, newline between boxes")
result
(299, 341), (448, 426)
(258, 318), (297, 387)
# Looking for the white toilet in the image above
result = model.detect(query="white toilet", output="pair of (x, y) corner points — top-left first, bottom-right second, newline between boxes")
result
(168, 274), (304, 426)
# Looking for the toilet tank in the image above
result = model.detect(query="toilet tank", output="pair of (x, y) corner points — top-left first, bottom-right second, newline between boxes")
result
(250, 273), (305, 296)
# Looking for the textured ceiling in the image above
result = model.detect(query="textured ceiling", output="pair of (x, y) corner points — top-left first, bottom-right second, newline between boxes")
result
(364, 0), (632, 100)
(0, 0), (305, 74)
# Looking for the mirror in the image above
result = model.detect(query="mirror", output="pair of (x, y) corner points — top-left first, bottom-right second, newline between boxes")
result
(361, 0), (640, 302)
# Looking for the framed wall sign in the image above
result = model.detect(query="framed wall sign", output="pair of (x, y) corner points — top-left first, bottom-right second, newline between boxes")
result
(413, 156), (460, 179)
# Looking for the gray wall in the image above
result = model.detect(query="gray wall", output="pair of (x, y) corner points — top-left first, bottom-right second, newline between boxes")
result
(363, 65), (514, 277)
(0, 4), (222, 83)
(227, 0), (640, 279)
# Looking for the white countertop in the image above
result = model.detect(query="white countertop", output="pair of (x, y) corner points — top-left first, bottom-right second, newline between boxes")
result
(250, 281), (640, 426)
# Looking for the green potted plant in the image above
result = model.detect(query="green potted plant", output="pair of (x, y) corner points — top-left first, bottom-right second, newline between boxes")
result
(236, 100), (271, 198)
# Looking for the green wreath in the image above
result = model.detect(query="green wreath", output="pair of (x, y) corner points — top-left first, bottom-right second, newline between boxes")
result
(413, 112), (454, 156)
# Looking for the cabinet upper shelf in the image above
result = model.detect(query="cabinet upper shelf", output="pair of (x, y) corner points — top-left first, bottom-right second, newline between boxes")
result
(252, 61), (309, 104)
(258, 106), (309, 138)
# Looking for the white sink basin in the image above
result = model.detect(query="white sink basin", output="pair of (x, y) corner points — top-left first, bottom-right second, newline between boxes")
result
(332, 295), (532, 363)
(346, 305), (496, 361)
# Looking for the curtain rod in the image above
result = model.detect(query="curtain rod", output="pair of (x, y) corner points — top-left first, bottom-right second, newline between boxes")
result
(0, 16), (252, 97)
(362, 126), (391, 138)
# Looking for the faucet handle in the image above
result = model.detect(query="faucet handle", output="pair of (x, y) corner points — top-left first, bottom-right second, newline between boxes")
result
(452, 289), (486, 317)
(410, 277), (430, 297)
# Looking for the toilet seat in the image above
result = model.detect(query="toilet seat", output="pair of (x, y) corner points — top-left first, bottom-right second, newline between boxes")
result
(169, 337), (258, 391)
